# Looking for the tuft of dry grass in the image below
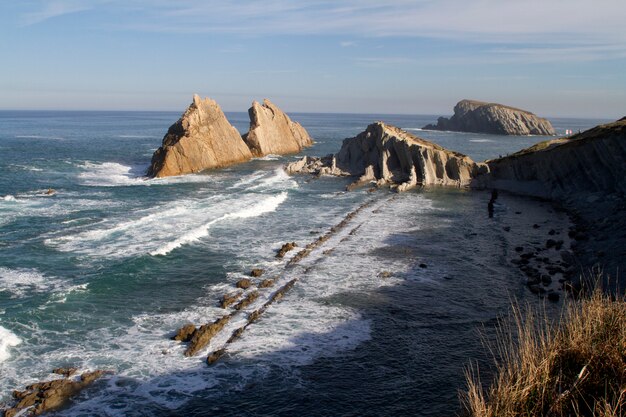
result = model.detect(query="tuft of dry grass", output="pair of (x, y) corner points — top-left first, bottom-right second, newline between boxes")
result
(463, 289), (626, 417)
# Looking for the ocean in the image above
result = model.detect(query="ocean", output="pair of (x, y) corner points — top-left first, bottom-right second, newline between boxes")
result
(0, 111), (609, 416)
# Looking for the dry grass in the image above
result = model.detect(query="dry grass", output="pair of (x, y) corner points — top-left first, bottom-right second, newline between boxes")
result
(463, 289), (626, 417)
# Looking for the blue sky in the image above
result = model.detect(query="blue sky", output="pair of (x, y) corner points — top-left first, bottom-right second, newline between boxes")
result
(1, 1), (625, 117)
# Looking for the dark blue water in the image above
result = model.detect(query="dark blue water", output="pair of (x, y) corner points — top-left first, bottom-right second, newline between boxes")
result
(0, 111), (607, 416)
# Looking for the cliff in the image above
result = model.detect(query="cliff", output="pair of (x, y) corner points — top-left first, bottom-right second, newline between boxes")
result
(475, 117), (626, 199)
(424, 99), (556, 136)
(147, 95), (252, 178)
(287, 122), (485, 191)
(475, 117), (626, 287)
(243, 99), (313, 157)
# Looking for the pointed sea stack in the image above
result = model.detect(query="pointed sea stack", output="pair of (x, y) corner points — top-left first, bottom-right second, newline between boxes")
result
(147, 95), (253, 178)
(424, 99), (556, 136)
(243, 99), (313, 157)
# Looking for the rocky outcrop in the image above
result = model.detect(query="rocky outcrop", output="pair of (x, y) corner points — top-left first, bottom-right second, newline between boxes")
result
(287, 122), (486, 191)
(147, 96), (313, 178)
(148, 95), (253, 177)
(4, 370), (109, 417)
(474, 118), (626, 199)
(474, 118), (626, 289)
(243, 99), (313, 157)
(423, 99), (556, 136)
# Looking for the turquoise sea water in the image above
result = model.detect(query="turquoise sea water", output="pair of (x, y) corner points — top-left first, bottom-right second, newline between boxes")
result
(0, 111), (609, 416)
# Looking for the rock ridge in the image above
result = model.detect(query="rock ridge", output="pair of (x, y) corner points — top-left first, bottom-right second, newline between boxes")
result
(287, 121), (486, 191)
(424, 99), (556, 136)
(148, 95), (312, 178)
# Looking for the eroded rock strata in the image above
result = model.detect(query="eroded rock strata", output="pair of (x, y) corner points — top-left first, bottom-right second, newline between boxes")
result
(287, 122), (485, 191)
(474, 118), (626, 199)
(243, 99), (313, 157)
(423, 99), (556, 136)
(4, 370), (109, 417)
(148, 95), (313, 178)
(474, 117), (626, 288)
(148, 95), (253, 178)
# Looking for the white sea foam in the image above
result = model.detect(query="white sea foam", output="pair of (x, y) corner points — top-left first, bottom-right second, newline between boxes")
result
(469, 139), (495, 143)
(2, 195), (16, 202)
(254, 154), (281, 161)
(0, 268), (70, 299)
(77, 162), (149, 187)
(15, 135), (64, 140)
(151, 192), (288, 256)
(0, 326), (21, 363)
(247, 168), (297, 191)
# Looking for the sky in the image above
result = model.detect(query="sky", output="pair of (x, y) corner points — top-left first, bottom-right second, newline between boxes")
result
(1, 0), (625, 118)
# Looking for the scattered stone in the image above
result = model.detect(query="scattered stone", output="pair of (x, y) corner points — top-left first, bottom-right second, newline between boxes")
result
(185, 315), (231, 357)
(546, 239), (557, 249)
(379, 271), (392, 278)
(250, 268), (264, 277)
(514, 246), (524, 252)
(52, 368), (78, 378)
(541, 274), (552, 285)
(533, 224), (541, 229)
(233, 291), (259, 311)
(248, 310), (262, 323)
(259, 278), (275, 288)
(419, 263), (428, 268)
(548, 229), (556, 235)
(503, 226), (511, 232)
(172, 323), (197, 342)
(276, 242), (297, 258)
(220, 292), (241, 309)
(236, 278), (253, 289)
(207, 349), (227, 365)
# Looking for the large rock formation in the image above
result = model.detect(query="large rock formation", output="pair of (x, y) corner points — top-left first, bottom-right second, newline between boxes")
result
(147, 96), (313, 178)
(287, 122), (486, 191)
(474, 117), (626, 199)
(423, 99), (556, 136)
(474, 117), (626, 288)
(148, 95), (253, 177)
(243, 99), (313, 157)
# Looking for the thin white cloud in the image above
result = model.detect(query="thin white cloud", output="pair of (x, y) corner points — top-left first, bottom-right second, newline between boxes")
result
(340, 41), (356, 47)
(20, 0), (92, 25)
(18, 0), (626, 61)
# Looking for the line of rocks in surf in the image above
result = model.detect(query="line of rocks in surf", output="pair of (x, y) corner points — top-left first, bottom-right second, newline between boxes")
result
(2, 369), (111, 417)
(171, 198), (381, 365)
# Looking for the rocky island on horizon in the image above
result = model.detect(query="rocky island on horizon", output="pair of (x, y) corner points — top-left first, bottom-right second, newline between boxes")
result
(423, 99), (556, 136)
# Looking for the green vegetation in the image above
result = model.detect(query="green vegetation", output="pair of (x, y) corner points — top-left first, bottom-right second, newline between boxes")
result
(464, 288), (626, 416)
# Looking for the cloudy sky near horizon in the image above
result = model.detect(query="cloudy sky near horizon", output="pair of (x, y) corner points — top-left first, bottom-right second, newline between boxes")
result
(1, 0), (625, 117)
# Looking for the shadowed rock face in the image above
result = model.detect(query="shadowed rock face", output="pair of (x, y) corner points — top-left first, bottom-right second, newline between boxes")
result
(473, 118), (626, 199)
(147, 95), (252, 177)
(243, 99), (313, 157)
(424, 99), (556, 136)
(287, 122), (486, 191)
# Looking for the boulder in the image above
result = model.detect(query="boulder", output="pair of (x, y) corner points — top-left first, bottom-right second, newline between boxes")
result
(5, 370), (109, 416)
(423, 99), (555, 136)
(276, 242), (298, 258)
(185, 315), (231, 357)
(172, 323), (197, 342)
(250, 268), (264, 277)
(147, 95), (253, 177)
(286, 122), (486, 191)
(236, 278), (253, 289)
(243, 99), (313, 157)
